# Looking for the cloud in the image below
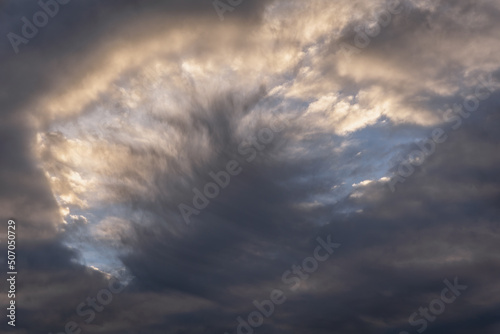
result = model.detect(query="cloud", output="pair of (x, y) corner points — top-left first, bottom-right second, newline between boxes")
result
(1, 0), (500, 333)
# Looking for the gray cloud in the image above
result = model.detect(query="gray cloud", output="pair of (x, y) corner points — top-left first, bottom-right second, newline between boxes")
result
(1, 0), (500, 333)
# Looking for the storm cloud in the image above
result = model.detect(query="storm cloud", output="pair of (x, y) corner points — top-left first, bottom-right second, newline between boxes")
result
(1, 1), (499, 333)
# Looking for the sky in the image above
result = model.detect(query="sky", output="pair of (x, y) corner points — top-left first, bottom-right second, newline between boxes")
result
(0, 0), (500, 333)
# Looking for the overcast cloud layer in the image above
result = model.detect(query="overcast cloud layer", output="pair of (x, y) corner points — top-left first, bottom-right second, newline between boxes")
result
(1, 0), (500, 333)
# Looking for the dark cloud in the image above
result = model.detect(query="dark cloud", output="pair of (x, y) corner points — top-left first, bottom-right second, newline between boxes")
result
(1, 0), (500, 333)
